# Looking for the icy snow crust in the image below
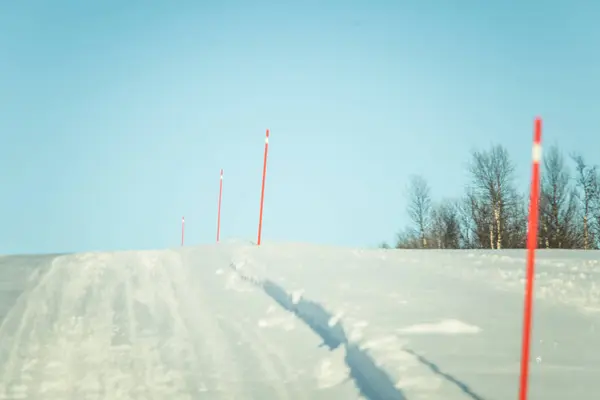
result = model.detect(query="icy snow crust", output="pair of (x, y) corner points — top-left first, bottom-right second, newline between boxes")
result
(0, 243), (599, 399)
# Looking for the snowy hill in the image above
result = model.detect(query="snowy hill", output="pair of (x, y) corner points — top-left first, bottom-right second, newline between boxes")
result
(0, 243), (599, 399)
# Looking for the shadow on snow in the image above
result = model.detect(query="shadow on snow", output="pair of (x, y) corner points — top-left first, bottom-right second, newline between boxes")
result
(403, 348), (486, 400)
(231, 264), (406, 400)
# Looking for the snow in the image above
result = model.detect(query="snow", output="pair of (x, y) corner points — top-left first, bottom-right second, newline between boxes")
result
(0, 243), (599, 399)
(396, 320), (481, 335)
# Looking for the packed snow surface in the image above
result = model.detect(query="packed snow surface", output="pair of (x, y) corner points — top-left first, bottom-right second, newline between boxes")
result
(0, 242), (599, 399)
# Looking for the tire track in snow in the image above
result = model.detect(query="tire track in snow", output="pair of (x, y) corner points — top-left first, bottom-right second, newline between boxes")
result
(217, 247), (312, 399)
(133, 252), (206, 397)
(217, 316), (309, 400)
(141, 251), (215, 397)
(170, 250), (247, 398)
(128, 251), (203, 399)
(0, 254), (92, 399)
(0, 250), (251, 399)
(0, 255), (64, 387)
(0, 253), (119, 399)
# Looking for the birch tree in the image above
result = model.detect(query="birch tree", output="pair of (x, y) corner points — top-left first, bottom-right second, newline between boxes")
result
(467, 145), (518, 249)
(539, 146), (578, 248)
(572, 154), (598, 249)
(406, 175), (432, 248)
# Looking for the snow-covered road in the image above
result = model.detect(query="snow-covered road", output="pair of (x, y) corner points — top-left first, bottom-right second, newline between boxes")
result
(0, 247), (357, 399)
(0, 242), (598, 399)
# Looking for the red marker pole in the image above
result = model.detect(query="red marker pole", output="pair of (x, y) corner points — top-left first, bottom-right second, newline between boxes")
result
(257, 129), (270, 246)
(216, 169), (223, 243)
(181, 216), (185, 246)
(518, 117), (542, 400)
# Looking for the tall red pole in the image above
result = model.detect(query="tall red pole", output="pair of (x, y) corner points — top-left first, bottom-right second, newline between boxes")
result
(257, 129), (270, 246)
(518, 117), (542, 400)
(217, 168), (223, 243)
(181, 216), (185, 246)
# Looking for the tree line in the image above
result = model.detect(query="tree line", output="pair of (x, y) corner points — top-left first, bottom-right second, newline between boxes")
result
(382, 144), (600, 250)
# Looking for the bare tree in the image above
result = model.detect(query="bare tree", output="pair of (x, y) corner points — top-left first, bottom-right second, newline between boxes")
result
(386, 140), (600, 250)
(430, 199), (461, 249)
(464, 189), (493, 248)
(539, 146), (578, 248)
(459, 190), (486, 248)
(503, 193), (527, 248)
(395, 228), (420, 249)
(406, 175), (432, 248)
(456, 195), (476, 248)
(430, 205), (445, 249)
(467, 145), (519, 249)
(592, 179), (600, 247)
(572, 154), (598, 249)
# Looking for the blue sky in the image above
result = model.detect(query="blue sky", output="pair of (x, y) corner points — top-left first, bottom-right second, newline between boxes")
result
(1, 0), (599, 254)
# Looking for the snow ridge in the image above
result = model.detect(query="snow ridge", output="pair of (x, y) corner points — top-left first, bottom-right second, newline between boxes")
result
(229, 262), (405, 400)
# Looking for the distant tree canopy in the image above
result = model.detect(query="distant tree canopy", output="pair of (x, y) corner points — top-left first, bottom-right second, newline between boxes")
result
(392, 144), (600, 250)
